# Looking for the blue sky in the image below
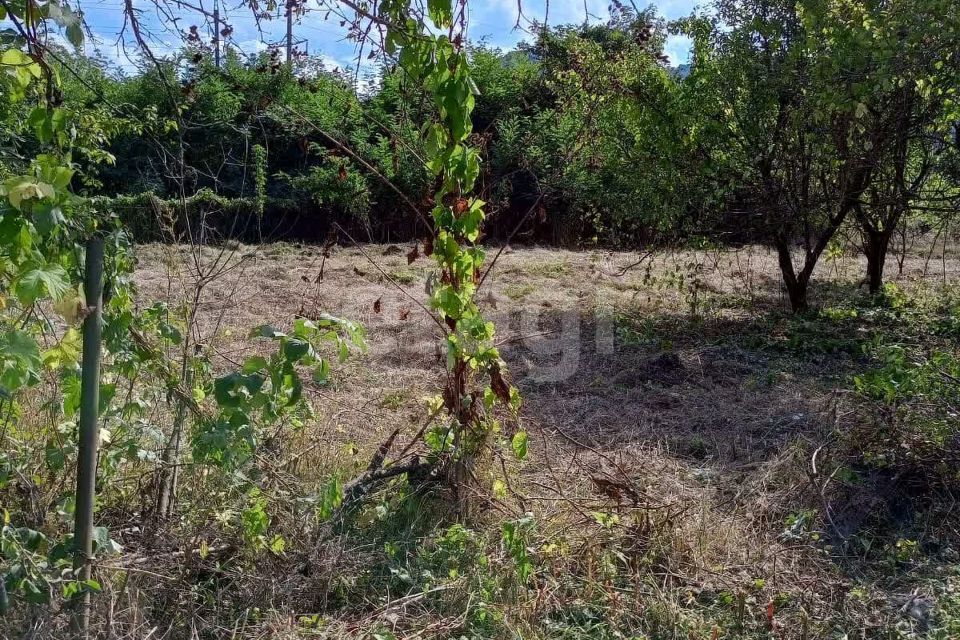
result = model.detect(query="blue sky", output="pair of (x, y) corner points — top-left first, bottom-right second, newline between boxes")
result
(71, 0), (697, 76)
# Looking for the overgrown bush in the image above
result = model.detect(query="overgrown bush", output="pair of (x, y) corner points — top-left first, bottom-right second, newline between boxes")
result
(841, 286), (960, 496)
(854, 344), (960, 490)
(99, 189), (374, 243)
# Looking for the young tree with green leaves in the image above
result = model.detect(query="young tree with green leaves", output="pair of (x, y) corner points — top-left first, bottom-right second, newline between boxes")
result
(806, 0), (960, 293)
(344, 0), (525, 504)
(689, 0), (918, 311)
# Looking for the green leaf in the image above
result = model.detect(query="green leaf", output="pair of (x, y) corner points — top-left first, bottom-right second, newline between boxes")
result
(62, 372), (81, 414)
(13, 526), (48, 552)
(511, 431), (528, 460)
(312, 359), (330, 385)
(92, 526), (122, 555)
(250, 324), (286, 339)
(4, 179), (54, 210)
(509, 387), (521, 411)
(427, 0), (452, 27)
(213, 372), (265, 408)
(466, 76), (480, 96)
(14, 261), (70, 304)
(62, 580), (81, 599)
(242, 355), (268, 373)
(99, 382), (116, 416)
(241, 495), (270, 542)
(317, 475), (343, 520)
(27, 108), (50, 143)
(32, 204), (65, 235)
(425, 424), (453, 452)
(42, 327), (82, 370)
(21, 577), (50, 604)
(45, 442), (66, 471)
(0, 214), (30, 253)
(0, 329), (42, 396)
(1, 49), (28, 66)
(282, 338), (312, 362)
(269, 534), (286, 554)
(66, 22), (83, 48)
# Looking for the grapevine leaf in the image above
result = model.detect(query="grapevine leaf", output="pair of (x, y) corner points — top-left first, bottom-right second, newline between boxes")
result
(0, 329), (42, 396)
(42, 327), (81, 369)
(14, 261), (70, 304)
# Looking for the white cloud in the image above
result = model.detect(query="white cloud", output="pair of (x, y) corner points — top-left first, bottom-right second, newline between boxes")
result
(663, 33), (692, 65)
(235, 39), (269, 55)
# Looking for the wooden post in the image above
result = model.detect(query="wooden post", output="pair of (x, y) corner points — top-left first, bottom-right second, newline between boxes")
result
(72, 236), (104, 636)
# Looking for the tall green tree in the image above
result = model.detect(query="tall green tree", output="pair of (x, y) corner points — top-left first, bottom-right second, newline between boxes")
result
(807, 0), (960, 292)
(693, 0), (926, 310)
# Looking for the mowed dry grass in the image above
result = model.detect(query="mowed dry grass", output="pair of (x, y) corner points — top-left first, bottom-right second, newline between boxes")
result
(132, 240), (960, 636)
(132, 241), (959, 466)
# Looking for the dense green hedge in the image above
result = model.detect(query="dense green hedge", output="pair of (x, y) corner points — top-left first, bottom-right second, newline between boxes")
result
(95, 189), (386, 244)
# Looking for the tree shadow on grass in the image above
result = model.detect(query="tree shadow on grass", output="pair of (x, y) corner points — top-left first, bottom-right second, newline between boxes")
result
(499, 281), (877, 471)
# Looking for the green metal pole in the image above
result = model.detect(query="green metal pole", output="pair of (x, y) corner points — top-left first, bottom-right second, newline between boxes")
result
(72, 236), (104, 636)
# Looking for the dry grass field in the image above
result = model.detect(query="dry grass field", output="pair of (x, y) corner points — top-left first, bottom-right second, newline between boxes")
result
(124, 240), (960, 638)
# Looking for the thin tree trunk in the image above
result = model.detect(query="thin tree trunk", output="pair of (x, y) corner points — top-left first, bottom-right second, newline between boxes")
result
(774, 234), (809, 313)
(865, 229), (891, 294)
(156, 275), (202, 521)
(776, 195), (858, 313)
(156, 399), (187, 519)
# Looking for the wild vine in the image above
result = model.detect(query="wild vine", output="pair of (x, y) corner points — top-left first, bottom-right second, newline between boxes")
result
(366, 0), (525, 502)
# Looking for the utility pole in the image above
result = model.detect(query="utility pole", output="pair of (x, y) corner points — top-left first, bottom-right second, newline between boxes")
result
(71, 236), (104, 637)
(213, 0), (221, 68)
(285, 0), (293, 66)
